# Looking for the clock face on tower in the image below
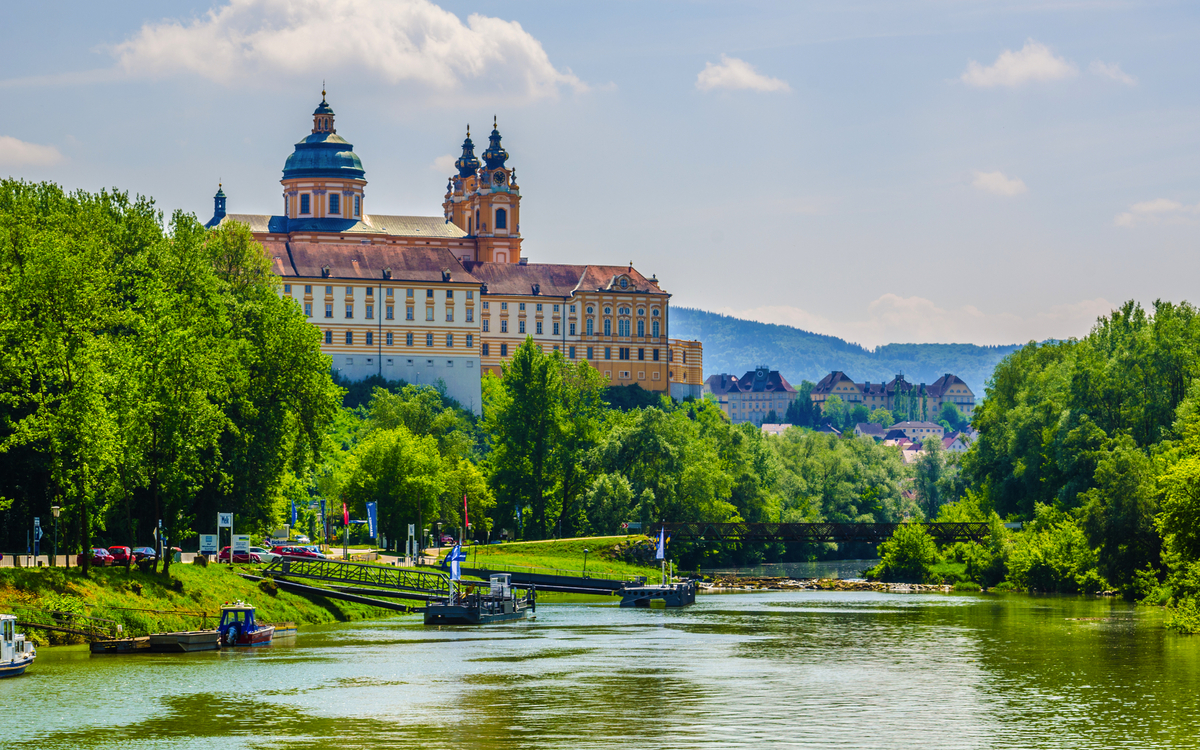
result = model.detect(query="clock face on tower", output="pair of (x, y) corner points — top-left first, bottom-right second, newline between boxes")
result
(492, 172), (506, 185)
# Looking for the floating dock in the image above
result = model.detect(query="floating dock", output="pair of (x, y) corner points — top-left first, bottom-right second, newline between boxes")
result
(424, 574), (535, 625)
(619, 581), (697, 608)
(149, 630), (220, 652)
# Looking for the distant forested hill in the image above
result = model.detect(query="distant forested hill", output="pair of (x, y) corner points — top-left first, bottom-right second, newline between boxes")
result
(670, 307), (1022, 393)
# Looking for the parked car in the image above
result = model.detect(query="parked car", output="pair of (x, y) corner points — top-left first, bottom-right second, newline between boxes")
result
(301, 545), (327, 558)
(249, 546), (279, 563)
(294, 535), (310, 544)
(217, 547), (261, 564)
(77, 548), (114, 567)
(439, 534), (457, 547)
(131, 547), (157, 563)
(270, 546), (321, 559)
(107, 546), (133, 565)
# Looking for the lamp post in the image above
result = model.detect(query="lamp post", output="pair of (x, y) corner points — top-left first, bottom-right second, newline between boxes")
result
(583, 548), (590, 578)
(51, 505), (60, 567)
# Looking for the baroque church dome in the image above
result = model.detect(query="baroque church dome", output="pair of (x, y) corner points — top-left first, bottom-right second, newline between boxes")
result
(282, 97), (365, 181)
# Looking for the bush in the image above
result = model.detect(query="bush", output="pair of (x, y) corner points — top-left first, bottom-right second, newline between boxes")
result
(874, 523), (939, 582)
(1165, 597), (1200, 634)
(1007, 505), (1104, 593)
(991, 581), (1017, 592)
(953, 581), (982, 592)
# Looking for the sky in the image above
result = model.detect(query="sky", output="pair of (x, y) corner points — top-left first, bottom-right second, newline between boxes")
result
(2, 0), (1198, 348)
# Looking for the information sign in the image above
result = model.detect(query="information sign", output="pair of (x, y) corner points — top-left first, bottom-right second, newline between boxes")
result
(232, 535), (250, 555)
(199, 534), (218, 554)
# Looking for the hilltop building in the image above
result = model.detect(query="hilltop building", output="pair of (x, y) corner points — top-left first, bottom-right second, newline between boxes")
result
(810, 372), (975, 420)
(703, 366), (798, 425)
(206, 94), (702, 411)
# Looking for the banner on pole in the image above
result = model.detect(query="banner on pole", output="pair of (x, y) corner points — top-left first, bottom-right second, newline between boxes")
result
(290, 500), (297, 527)
(365, 502), (378, 538)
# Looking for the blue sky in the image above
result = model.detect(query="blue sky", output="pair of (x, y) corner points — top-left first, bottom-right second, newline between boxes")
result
(3, 0), (1198, 347)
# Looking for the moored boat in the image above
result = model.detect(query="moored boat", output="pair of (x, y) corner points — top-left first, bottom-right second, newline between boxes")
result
(90, 636), (152, 654)
(424, 574), (536, 625)
(148, 630), (221, 652)
(217, 602), (276, 647)
(619, 581), (697, 608)
(0, 614), (36, 678)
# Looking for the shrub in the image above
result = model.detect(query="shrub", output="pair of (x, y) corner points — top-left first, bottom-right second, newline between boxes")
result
(1165, 597), (1200, 634)
(953, 581), (982, 592)
(875, 523), (939, 582)
(1007, 505), (1103, 593)
(991, 581), (1017, 592)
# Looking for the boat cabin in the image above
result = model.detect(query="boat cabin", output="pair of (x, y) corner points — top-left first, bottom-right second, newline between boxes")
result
(0, 614), (36, 677)
(217, 601), (275, 647)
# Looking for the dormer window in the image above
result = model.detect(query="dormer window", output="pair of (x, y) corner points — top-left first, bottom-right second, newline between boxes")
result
(619, 277), (629, 289)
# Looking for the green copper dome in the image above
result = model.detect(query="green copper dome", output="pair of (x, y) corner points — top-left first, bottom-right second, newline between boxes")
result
(282, 132), (365, 180)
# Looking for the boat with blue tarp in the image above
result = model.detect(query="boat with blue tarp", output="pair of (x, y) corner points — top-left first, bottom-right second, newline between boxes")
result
(218, 602), (276, 647)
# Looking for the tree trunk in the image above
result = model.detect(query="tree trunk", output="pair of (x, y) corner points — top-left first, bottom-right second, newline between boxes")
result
(81, 499), (91, 577)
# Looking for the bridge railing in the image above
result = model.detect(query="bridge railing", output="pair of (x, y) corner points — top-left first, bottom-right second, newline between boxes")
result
(262, 556), (450, 597)
(647, 522), (990, 544)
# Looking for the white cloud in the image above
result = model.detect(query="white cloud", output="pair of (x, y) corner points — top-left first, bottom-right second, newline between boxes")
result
(1089, 60), (1137, 86)
(0, 135), (64, 167)
(696, 54), (790, 93)
(971, 170), (1027, 196)
(431, 154), (456, 173)
(107, 0), (584, 102)
(713, 295), (1116, 349)
(1114, 198), (1200, 227)
(961, 40), (1077, 88)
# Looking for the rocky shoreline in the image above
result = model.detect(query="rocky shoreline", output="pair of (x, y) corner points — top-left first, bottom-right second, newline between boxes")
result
(701, 576), (953, 594)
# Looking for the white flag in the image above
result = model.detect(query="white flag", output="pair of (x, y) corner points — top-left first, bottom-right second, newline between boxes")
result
(656, 527), (665, 560)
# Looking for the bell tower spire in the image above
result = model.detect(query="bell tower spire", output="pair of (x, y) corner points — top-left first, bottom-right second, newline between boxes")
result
(312, 84), (335, 134)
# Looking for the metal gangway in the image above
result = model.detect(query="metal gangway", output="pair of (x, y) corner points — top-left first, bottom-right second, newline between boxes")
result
(262, 557), (451, 602)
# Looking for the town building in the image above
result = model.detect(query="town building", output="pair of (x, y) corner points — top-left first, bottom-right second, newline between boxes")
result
(810, 372), (975, 420)
(206, 94), (701, 411)
(703, 366), (798, 425)
(886, 421), (945, 441)
(853, 422), (886, 440)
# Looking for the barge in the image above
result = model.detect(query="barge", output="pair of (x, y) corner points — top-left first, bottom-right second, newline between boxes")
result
(149, 630), (221, 652)
(619, 581), (697, 608)
(424, 574), (535, 625)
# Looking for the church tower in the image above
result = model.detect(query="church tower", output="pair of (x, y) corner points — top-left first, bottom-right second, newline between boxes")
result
(443, 118), (522, 263)
(280, 89), (367, 228)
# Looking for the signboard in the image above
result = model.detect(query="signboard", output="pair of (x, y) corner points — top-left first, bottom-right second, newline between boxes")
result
(199, 534), (218, 553)
(232, 535), (250, 555)
(218, 513), (233, 529)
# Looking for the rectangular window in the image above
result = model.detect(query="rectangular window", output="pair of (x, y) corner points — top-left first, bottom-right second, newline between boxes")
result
(304, 302), (312, 317)
(345, 331), (353, 345)
(345, 304), (353, 318)
(406, 333), (414, 346)
(354, 195), (360, 216)
(587, 347), (594, 359)
(426, 334), (433, 347)
(386, 305), (394, 320)
(330, 193), (340, 215)
(446, 334), (454, 347)
(325, 285), (333, 295)
(569, 346), (576, 359)
(467, 291), (474, 300)
(324, 330), (332, 344)
(325, 303), (333, 318)
(501, 320), (508, 333)
(653, 348), (660, 361)
(519, 321), (525, 334)
(482, 343), (489, 356)
(446, 290), (454, 299)
(446, 309), (454, 322)
(366, 304), (373, 320)
(536, 303), (542, 312)
(305, 285), (312, 294)
(605, 347), (612, 360)
(386, 332), (394, 346)
(300, 194), (310, 214)
(466, 308), (473, 322)
(407, 289), (414, 299)
(366, 287), (373, 298)
(483, 319), (490, 332)
(501, 302), (507, 310)
(346, 286), (353, 296)
(519, 303), (526, 311)
(427, 289), (434, 298)
(365, 331), (373, 346)
(466, 334), (473, 347)
(570, 305), (576, 313)
(386, 288), (393, 297)
(482, 300), (488, 309)
(501, 343), (508, 357)
(426, 308), (434, 321)
(553, 304), (559, 312)
(553, 322), (559, 336)
(284, 284), (291, 294)
(638, 348), (645, 361)
(406, 306), (414, 321)
(536, 322), (542, 335)
(569, 323), (576, 336)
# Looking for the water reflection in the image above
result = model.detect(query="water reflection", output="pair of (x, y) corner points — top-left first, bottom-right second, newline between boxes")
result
(2, 592), (1198, 750)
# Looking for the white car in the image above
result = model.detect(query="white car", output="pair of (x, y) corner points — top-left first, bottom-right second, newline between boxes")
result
(249, 546), (280, 563)
(295, 535), (311, 544)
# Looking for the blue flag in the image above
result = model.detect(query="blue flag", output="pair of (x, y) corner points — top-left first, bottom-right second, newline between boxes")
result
(444, 544), (467, 580)
(656, 526), (665, 560)
(290, 499), (297, 527)
(365, 502), (377, 538)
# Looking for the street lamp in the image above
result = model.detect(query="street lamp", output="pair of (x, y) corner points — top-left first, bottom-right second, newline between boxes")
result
(583, 548), (590, 578)
(50, 505), (60, 568)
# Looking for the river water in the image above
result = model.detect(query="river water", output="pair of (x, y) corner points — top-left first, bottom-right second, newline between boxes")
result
(4, 591), (1199, 749)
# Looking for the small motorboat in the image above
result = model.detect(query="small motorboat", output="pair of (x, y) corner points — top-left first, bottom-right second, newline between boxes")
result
(0, 614), (36, 678)
(217, 602), (275, 647)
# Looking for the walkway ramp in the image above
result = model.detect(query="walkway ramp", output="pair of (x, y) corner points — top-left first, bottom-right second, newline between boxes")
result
(261, 557), (450, 602)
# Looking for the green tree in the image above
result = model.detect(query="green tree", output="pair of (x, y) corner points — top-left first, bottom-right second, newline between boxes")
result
(552, 359), (608, 537)
(1080, 436), (1159, 592)
(868, 408), (894, 427)
(938, 402), (966, 431)
(340, 426), (445, 545)
(875, 523), (939, 582)
(848, 404), (869, 427)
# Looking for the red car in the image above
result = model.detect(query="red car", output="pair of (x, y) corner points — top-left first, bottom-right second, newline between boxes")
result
(271, 546), (321, 559)
(439, 535), (457, 547)
(77, 548), (114, 567)
(108, 546), (133, 565)
(217, 547), (261, 564)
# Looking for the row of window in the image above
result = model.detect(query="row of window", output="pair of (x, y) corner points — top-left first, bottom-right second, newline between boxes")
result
(324, 331), (476, 348)
(297, 192), (361, 218)
(285, 284), (476, 301)
(584, 305), (660, 317)
(316, 303), (475, 322)
(474, 344), (662, 363)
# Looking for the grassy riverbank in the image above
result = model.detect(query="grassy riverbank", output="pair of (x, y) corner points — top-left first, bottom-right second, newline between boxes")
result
(0, 562), (406, 645)
(448, 536), (667, 582)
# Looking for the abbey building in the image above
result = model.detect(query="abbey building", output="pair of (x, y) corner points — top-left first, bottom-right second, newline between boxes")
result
(206, 95), (703, 413)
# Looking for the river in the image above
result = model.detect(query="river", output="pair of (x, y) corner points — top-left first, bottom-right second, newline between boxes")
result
(3, 591), (1199, 749)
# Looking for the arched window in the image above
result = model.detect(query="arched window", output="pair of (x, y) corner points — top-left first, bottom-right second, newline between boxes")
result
(495, 208), (507, 229)
(637, 320), (645, 337)
(587, 319), (594, 335)
(652, 320), (659, 337)
(604, 319), (612, 336)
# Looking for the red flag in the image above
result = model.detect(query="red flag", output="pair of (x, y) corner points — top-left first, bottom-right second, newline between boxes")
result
(463, 494), (469, 529)
(343, 503), (349, 526)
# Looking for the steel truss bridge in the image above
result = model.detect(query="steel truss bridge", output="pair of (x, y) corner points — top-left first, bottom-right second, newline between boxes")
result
(647, 522), (989, 545)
